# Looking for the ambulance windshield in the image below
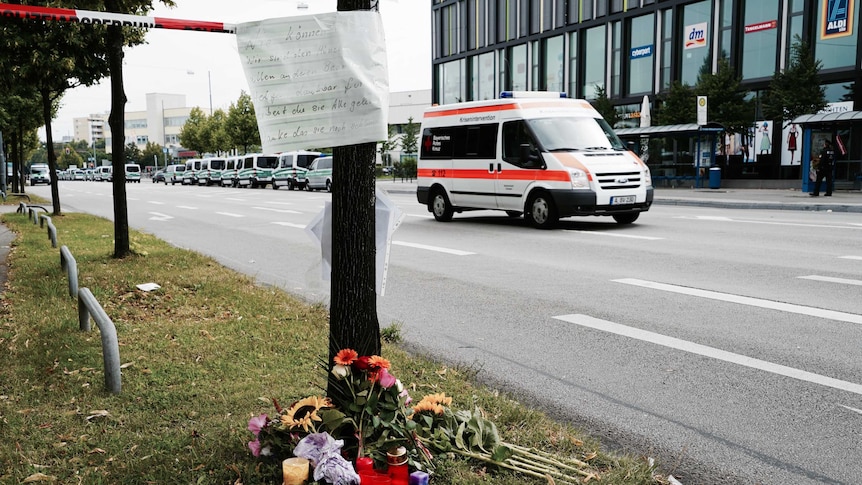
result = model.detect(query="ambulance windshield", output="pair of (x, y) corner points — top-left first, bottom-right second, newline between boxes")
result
(528, 117), (626, 152)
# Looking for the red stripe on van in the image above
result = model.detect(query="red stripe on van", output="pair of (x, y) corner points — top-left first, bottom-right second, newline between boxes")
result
(417, 168), (571, 182)
(423, 103), (519, 118)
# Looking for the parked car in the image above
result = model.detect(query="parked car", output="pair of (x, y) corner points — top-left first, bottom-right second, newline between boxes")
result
(305, 156), (333, 192)
(30, 164), (51, 186)
(163, 163), (186, 185)
(152, 170), (166, 183)
(84, 169), (96, 181)
(124, 163), (142, 183)
(96, 166), (112, 182)
(72, 169), (85, 181)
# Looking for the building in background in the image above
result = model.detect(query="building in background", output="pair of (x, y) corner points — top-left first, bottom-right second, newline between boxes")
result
(429, 0), (862, 187)
(386, 90), (431, 164)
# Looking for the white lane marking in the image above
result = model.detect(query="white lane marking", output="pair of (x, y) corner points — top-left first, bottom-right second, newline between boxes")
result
(799, 275), (862, 287)
(271, 222), (307, 229)
(554, 314), (862, 396)
(148, 212), (173, 221)
(225, 198), (246, 202)
(216, 212), (244, 218)
(840, 256), (862, 261)
(252, 206), (302, 214)
(614, 278), (862, 325)
(405, 213), (434, 219)
(569, 230), (663, 241)
(840, 404), (862, 416)
(677, 215), (860, 230)
(148, 200), (165, 205)
(128, 197), (140, 201)
(392, 241), (476, 256)
(176, 205), (198, 210)
(265, 201), (295, 206)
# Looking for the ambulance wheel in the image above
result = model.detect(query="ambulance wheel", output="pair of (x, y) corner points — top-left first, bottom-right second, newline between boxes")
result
(431, 189), (454, 222)
(505, 211), (522, 218)
(525, 192), (558, 229)
(612, 213), (640, 224)
(287, 180), (296, 190)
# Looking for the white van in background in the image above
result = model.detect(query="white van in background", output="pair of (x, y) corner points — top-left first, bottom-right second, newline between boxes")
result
(96, 165), (112, 182)
(220, 156), (241, 187)
(124, 163), (142, 183)
(163, 164), (186, 185)
(272, 150), (324, 190)
(236, 153), (278, 188)
(416, 91), (653, 229)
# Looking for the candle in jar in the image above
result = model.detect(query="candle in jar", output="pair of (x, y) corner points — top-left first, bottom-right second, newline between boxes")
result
(356, 456), (374, 473)
(282, 457), (310, 485)
(408, 470), (430, 485)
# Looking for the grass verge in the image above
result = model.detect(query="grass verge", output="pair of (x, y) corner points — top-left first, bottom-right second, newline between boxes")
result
(0, 205), (663, 484)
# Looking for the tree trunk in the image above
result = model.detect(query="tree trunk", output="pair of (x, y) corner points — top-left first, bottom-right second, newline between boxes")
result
(329, 0), (380, 389)
(106, 21), (130, 258)
(40, 89), (61, 215)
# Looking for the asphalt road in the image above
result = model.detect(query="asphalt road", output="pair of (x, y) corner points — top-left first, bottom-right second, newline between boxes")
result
(27, 181), (862, 485)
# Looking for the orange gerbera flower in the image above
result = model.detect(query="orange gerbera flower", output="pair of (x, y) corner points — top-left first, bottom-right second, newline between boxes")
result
(334, 348), (358, 366)
(367, 355), (391, 370)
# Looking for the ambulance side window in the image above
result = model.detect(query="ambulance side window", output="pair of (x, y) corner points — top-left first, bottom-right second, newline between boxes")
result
(502, 121), (540, 167)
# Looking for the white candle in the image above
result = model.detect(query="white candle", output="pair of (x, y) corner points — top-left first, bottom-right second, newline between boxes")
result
(282, 457), (309, 485)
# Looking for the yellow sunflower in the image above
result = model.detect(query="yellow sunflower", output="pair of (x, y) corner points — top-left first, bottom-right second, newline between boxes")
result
(411, 393), (452, 416)
(280, 396), (333, 432)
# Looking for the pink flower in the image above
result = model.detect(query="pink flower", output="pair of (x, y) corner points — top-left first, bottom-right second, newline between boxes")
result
(399, 388), (413, 406)
(247, 414), (267, 436)
(378, 368), (397, 389)
(248, 439), (262, 457)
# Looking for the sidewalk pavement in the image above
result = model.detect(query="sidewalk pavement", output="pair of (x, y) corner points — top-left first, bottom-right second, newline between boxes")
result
(377, 179), (862, 213)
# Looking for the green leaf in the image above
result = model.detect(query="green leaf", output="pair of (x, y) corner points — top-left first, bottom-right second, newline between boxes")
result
(490, 444), (513, 462)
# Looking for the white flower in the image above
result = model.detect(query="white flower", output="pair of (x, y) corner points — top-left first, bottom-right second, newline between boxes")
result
(331, 364), (349, 379)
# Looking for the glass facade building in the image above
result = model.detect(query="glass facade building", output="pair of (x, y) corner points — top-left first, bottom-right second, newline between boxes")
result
(430, 0), (862, 185)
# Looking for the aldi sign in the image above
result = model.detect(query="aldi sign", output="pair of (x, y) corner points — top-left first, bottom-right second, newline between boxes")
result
(821, 0), (854, 39)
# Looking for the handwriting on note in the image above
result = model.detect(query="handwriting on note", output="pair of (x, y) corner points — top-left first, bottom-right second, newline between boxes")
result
(236, 12), (389, 154)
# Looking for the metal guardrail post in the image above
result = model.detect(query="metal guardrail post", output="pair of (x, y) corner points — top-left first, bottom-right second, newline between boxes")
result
(40, 214), (57, 248)
(60, 245), (78, 298)
(77, 288), (122, 394)
(17, 202), (27, 214)
(30, 207), (38, 224)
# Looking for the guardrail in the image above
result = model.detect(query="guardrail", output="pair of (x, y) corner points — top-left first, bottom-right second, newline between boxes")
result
(39, 214), (57, 248)
(13, 209), (121, 394)
(78, 287), (122, 394)
(60, 245), (79, 298)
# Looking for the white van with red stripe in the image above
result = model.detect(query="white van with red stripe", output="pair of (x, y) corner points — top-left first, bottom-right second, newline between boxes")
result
(416, 92), (653, 229)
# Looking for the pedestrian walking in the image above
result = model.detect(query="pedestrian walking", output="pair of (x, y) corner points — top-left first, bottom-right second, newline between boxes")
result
(811, 139), (834, 197)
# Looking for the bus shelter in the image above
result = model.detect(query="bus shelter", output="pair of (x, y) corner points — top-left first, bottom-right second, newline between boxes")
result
(792, 111), (862, 192)
(615, 122), (724, 188)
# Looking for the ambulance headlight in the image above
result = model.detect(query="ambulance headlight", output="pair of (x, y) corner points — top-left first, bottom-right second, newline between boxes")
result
(643, 166), (652, 187)
(569, 169), (590, 189)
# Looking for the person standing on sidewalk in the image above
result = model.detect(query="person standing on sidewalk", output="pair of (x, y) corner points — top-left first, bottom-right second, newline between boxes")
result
(811, 139), (834, 197)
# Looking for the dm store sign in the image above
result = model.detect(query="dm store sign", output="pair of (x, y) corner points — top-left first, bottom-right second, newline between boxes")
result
(684, 22), (708, 49)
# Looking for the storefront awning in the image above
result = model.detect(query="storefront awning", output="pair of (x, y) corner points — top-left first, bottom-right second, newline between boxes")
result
(792, 111), (862, 124)
(614, 122), (724, 136)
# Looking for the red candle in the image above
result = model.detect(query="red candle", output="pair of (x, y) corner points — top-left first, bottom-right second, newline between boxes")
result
(356, 457), (374, 473)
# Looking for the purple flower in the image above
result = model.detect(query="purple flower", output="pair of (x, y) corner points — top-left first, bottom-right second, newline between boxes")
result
(247, 414), (267, 436)
(378, 368), (397, 389)
(248, 439), (262, 457)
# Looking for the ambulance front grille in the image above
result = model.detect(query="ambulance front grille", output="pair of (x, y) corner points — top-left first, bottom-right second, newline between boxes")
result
(595, 171), (643, 190)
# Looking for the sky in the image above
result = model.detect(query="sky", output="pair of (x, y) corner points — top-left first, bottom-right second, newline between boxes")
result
(44, 0), (431, 141)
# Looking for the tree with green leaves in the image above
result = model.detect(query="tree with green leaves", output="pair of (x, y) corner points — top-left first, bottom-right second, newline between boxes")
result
(226, 91), (260, 154)
(378, 125), (399, 167)
(0, 91), (42, 193)
(141, 142), (165, 169)
(590, 85), (622, 127)
(0, 8), (114, 214)
(179, 107), (209, 155)
(400, 117), (420, 154)
(123, 142), (143, 164)
(695, 56), (754, 135)
(656, 81), (696, 126)
(762, 36), (827, 126)
(207, 109), (232, 155)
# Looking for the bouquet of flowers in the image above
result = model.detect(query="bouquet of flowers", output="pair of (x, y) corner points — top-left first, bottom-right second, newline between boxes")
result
(248, 349), (599, 484)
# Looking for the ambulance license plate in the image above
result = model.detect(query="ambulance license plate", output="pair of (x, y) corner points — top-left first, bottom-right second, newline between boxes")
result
(611, 196), (636, 205)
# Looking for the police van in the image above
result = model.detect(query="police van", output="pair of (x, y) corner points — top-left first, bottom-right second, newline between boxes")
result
(416, 92), (653, 229)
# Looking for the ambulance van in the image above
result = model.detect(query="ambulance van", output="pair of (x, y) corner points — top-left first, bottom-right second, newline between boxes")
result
(416, 92), (653, 229)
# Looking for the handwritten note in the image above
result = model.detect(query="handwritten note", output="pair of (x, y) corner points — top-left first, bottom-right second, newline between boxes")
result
(236, 12), (389, 153)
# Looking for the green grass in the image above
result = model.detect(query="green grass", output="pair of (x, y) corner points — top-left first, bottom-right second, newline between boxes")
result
(0, 204), (663, 484)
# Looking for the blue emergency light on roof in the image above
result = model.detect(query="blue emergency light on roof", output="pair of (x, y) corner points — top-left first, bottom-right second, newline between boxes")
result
(500, 91), (568, 99)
